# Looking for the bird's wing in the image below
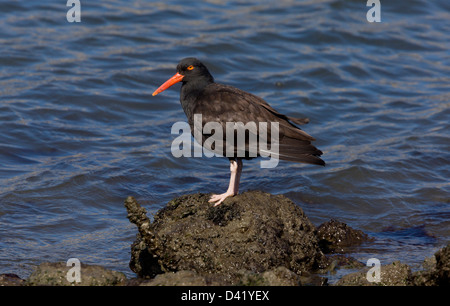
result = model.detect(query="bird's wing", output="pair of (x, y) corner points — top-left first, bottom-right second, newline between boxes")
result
(189, 83), (325, 165)
(231, 86), (310, 126)
(194, 83), (315, 141)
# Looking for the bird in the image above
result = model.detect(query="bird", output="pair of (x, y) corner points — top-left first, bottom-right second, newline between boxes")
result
(152, 57), (324, 206)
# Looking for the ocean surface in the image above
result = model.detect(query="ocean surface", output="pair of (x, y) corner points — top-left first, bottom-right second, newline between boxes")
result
(0, 0), (449, 282)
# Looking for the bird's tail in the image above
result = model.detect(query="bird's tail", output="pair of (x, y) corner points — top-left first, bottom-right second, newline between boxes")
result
(277, 136), (325, 166)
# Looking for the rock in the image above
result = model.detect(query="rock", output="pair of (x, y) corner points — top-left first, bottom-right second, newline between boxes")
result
(125, 191), (448, 286)
(335, 261), (412, 286)
(327, 254), (365, 270)
(316, 219), (372, 254)
(26, 262), (127, 286)
(140, 270), (212, 286)
(434, 244), (450, 285)
(125, 191), (329, 284)
(0, 273), (25, 286)
(412, 244), (450, 286)
(138, 267), (303, 286)
(238, 267), (303, 286)
(125, 196), (162, 278)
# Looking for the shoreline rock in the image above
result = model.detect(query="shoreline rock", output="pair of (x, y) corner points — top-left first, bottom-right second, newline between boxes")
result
(336, 261), (413, 286)
(316, 219), (373, 254)
(25, 262), (127, 286)
(336, 244), (450, 286)
(2, 191), (448, 286)
(125, 191), (330, 285)
(124, 191), (449, 286)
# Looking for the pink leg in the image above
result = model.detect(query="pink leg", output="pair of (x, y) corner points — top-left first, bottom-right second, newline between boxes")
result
(209, 159), (243, 206)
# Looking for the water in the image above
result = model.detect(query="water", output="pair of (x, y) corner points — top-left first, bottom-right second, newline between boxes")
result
(0, 0), (449, 280)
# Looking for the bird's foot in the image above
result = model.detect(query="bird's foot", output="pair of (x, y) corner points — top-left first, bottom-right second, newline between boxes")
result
(208, 191), (236, 207)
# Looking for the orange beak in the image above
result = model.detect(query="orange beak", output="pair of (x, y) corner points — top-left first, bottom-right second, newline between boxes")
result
(152, 72), (184, 96)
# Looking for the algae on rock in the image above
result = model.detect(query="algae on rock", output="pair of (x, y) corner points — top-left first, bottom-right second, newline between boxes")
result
(125, 191), (329, 284)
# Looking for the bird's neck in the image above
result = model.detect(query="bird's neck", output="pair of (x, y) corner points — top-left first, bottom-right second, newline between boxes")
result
(180, 78), (213, 107)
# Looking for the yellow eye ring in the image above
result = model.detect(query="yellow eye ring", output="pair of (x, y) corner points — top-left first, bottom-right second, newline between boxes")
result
(187, 65), (194, 70)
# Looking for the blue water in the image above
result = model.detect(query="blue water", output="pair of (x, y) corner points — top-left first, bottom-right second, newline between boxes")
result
(0, 0), (449, 281)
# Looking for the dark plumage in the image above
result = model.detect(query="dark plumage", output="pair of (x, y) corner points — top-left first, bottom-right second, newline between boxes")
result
(153, 57), (324, 205)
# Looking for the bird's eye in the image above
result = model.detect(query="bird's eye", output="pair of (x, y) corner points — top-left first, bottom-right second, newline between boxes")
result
(187, 65), (194, 70)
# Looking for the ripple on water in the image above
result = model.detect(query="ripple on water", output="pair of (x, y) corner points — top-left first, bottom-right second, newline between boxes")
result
(0, 0), (449, 278)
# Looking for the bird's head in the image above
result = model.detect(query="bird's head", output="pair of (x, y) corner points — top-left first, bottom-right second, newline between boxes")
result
(152, 57), (214, 96)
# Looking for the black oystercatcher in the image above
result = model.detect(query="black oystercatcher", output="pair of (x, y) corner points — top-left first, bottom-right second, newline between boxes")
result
(153, 58), (324, 206)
